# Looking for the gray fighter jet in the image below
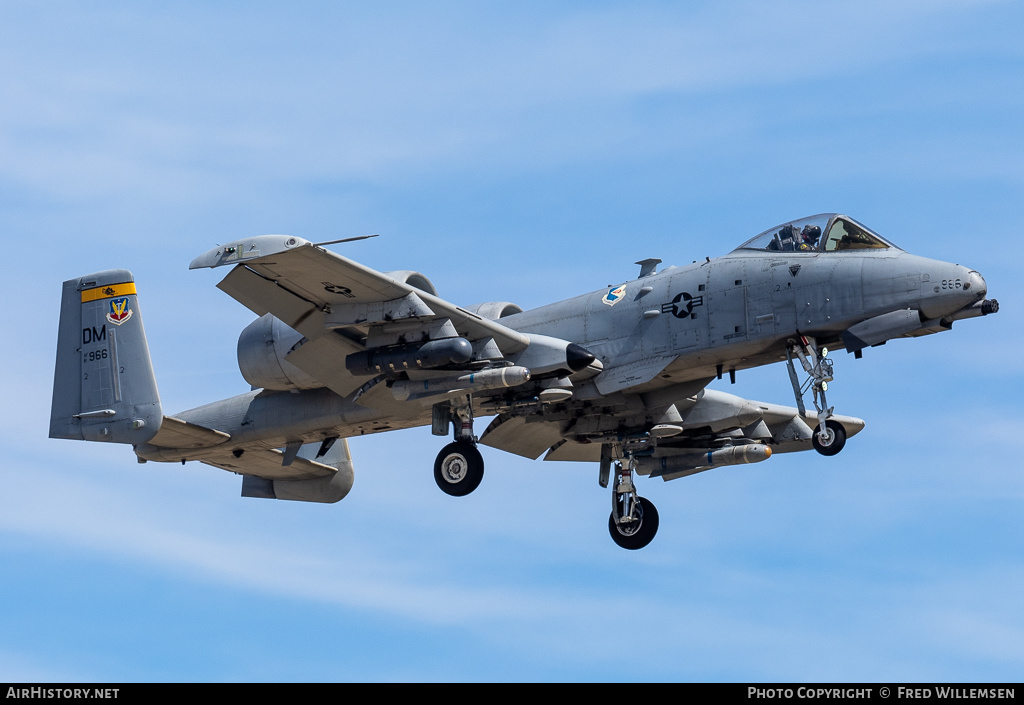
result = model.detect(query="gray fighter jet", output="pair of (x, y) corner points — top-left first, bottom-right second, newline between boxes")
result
(50, 214), (998, 549)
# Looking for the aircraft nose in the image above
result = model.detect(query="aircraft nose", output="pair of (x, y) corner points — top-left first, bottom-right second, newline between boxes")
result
(919, 263), (989, 319)
(965, 269), (987, 299)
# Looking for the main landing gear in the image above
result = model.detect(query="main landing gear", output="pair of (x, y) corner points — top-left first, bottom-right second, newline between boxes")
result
(432, 395), (485, 496)
(603, 448), (659, 550)
(787, 334), (846, 456)
(434, 440), (483, 496)
(429, 396), (661, 550)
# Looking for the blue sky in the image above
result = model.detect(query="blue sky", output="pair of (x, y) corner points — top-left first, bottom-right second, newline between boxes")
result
(2, 0), (1022, 682)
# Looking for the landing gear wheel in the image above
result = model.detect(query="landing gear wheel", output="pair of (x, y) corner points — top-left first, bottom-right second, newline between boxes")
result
(608, 496), (659, 550)
(434, 441), (484, 496)
(812, 419), (847, 456)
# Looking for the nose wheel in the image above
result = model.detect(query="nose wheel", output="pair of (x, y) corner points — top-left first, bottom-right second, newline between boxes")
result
(811, 419), (846, 456)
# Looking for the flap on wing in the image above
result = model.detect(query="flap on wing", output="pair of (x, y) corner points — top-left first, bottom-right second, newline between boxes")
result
(201, 447), (337, 481)
(148, 416), (231, 449)
(479, 415), (566, 460)
(543, 439), (603, 462)
(217, 263), (325, 338)
(594, 354), (678, 395)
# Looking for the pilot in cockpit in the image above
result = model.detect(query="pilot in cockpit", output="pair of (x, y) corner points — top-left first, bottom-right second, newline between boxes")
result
(798, 224), (821, 251)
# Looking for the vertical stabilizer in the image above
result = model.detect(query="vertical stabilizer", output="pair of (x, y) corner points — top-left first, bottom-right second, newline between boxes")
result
(50, 270), (162, 444)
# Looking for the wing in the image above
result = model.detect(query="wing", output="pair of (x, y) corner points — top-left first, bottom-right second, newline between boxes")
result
(191, 236), (530, 402)
(480, 387), (866, 476)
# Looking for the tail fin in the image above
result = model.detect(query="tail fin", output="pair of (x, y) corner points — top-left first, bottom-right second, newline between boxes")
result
(50, 269), (163, 444)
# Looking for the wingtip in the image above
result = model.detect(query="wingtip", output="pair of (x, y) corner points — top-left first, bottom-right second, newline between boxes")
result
(190, 235), (311, 269)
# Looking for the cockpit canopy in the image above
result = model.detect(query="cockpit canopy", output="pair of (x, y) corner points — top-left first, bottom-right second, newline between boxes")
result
(736, 214), (898, 253)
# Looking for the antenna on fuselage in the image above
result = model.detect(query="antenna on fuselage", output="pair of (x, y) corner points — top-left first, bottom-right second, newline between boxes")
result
(635, 258), (662, 278)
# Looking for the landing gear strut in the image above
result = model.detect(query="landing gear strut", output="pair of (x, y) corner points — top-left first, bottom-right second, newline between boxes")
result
(607, 453), (659, 550)
(433, 395), (485, 496)
(787, 335), (846, 456)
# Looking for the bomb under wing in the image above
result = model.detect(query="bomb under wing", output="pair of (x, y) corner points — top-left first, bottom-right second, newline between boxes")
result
(635, 444), (773, 480)
(391, 366), (531, 402)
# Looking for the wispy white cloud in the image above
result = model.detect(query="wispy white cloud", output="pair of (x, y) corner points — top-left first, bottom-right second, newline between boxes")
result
(2, 0), (1016, 205)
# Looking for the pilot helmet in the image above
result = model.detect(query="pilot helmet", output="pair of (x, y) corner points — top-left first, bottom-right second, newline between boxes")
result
(801, 225), (821, 243)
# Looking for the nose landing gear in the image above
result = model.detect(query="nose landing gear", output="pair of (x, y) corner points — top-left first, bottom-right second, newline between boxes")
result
(811, 419), (846, 456)
(787, 335), (846, 456)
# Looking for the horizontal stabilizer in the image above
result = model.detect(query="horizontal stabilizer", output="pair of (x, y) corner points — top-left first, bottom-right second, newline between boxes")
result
(201, 447), (337, 481)
(147, 416), (231, 449)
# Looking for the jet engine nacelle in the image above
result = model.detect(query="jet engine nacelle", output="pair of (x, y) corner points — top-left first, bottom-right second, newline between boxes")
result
(465, 301), (524, 320)
(237, 314), (321, 391)
(384, 270), (438, 297)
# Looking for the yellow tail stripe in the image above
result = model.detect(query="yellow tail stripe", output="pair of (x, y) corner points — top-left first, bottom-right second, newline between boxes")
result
(80, 282), (137, 302)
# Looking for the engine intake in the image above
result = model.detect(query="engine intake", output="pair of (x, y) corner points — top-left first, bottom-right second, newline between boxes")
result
(465, 301), (524, 320)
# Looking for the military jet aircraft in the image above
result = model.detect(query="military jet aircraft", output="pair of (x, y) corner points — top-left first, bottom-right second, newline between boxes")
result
(50, 213), (998, 549)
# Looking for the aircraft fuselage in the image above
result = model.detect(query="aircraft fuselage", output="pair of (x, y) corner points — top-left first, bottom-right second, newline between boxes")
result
(143, 239), (988, 462)
(55, 214), (997, 544)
